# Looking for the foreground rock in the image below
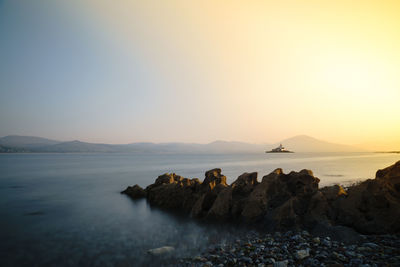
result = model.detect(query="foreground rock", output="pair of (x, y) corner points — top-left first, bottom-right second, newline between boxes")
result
(334, 161), (400, 234)
(122, 161), (400, 235)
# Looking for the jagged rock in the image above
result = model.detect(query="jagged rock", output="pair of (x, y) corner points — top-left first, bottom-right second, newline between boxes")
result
(239, 169), (283, 222)
(206, 187), (233, 220)
(202, 168), (228, 190)
(121, 184), (146, 199)
(122, 161), (400, 234)
(321, 185), (347, 201)
(333, 161), (400, 234)
(191, 169), (228, 218)
(206, 172), (259, 221)
(376, 160), (400, 180)
(243, 168), (320, 227)
(232, 172), (259, 193)
(145, 173), (201, 212)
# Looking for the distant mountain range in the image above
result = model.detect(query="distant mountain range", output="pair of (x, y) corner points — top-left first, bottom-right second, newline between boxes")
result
(0, 135), (60, 148)
(271, 135), (360, 153)
(0, 135), (365, 153)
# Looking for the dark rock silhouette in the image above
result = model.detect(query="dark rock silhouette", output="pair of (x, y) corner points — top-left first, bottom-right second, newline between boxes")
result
(121, 184), (146, 199)
(122, 161), (400, 234)
(332, 161), (400, 234)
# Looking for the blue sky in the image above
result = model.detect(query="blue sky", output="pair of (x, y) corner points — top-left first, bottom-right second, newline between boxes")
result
(0, 1), (164, 143)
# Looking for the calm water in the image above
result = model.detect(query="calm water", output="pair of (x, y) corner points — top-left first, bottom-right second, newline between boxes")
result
(0, 152), (399, 266)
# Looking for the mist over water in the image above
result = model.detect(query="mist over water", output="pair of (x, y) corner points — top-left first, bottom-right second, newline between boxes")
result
(0, 152), (399, 266)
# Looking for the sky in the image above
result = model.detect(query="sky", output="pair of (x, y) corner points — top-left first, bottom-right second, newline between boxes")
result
(0, 0), (399, 149)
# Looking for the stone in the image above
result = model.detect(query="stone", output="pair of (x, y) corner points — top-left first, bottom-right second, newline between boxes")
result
(242, 256), (253, 263)
(362, 242), (379, 249)
(193, 256), (207, 262)
(332, 252), (347, 262)
(274, 260), (288, 267)
(322, 239), (332, 247)
(312, 237), (321, 244)
(147, 246), (175, 256)
(295, 249), (310, 260)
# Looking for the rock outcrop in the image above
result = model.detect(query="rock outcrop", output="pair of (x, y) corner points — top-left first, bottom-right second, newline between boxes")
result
(332, 161), (400, 234)
(122, 161), (400, 234)
(121, 184), (146, 199)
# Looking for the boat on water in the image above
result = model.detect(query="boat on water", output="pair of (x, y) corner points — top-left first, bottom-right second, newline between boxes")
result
(266, 143), (294, 153)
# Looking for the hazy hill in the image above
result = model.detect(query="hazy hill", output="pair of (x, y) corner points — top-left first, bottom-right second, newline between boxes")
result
(34, 141), (129, 153)
(0, 135), (60, 148)
(354, 141), (400, 152)
(271, 135), (362, 152)
(0, 135), (364, 153)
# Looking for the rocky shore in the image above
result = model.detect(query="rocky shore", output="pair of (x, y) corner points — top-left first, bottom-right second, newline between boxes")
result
(122, 161), (400, 234)
(174, 230), (400, 267)
(122, 161), (400, 266)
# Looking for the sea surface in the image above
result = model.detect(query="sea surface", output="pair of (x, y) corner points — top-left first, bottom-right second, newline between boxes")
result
(0, 152), (399, 266)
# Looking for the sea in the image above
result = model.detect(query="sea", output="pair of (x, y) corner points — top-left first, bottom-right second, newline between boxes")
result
(0, 152), (399, 266)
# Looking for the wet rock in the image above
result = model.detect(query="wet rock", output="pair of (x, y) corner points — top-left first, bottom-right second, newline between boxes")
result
(312, 237), (320, 244)
(193, 256), (207, 262)
(295, 249), (310, 259)
(121, 184), (146, 199)
(322, 238), (332, 247)
(206, 187), (232, 220)
(146, 173), (201, 212)
(274, 260), (288, 267)
(332, 251), (347, 262)
(147, 246), (175, 256)
(362, 242), (379, 249)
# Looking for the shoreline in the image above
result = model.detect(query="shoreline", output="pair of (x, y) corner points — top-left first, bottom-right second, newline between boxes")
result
(123, 161), (400, 266)
(172, 229), (400, 267)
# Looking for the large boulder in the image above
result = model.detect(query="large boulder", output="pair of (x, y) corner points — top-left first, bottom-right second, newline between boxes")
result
(146, 173), (201, 212)
(241, 168), (320, 225)
(232, 172), (259, 193)
(332, 161), (400, 234)
(206, 172), (259, 221)
(376, 160), (400, 180)
(191, 169), (228, 218)
(239, 169), (282, 222)
(202, 168), (228, 190)
(206, 187), (233, 220)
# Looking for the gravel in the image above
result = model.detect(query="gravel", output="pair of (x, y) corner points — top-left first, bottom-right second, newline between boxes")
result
(170, 230), (400, 267)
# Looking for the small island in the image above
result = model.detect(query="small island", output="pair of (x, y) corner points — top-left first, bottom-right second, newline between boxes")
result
(266, 143), (294, 153)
